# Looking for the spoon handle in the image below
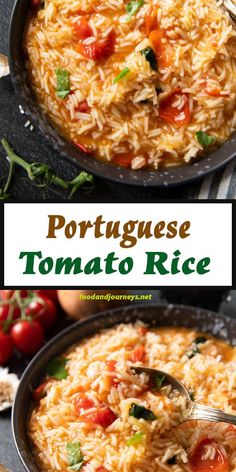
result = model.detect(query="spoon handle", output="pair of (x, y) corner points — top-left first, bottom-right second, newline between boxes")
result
(188, 403), (236, 425)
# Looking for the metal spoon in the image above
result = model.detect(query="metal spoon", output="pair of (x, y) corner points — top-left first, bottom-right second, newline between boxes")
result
(224, 0), (236, 20)
(132, 366), (236, 425)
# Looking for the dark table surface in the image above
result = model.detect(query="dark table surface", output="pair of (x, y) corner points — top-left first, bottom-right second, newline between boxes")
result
(0, 0), (201, 201)
(1, 289), (236, 472)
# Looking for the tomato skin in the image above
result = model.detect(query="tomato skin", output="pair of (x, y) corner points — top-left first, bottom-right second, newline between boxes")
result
(78, 407), (117, 428)
(73, 141), (90, 154)
(112, 153), (133, 168)
(159, 90), (190, 126)
(35, 290), (58, 302)
(106, 360), (117, 372)
(131, 345), (146, 363)
(74, 393), (95, 414)
(79, 30), (116, 60)
(0, 304), (20, 328)
(11, 320), (44, 356)
(72, 17), (93, 39)
(25, 296), (57, 330)
(32, 381), (48, 401)
(149, 28), (173, 68)
(189, 438), (229, 472)
(0, 332), (14, 365)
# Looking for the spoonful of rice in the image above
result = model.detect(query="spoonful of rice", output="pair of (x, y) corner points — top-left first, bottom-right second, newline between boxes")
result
(132, 366), (236, 425)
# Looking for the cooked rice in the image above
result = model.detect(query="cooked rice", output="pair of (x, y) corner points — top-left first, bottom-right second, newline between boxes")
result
(24, 0), (236, 170)
(29, 324), (236, 471)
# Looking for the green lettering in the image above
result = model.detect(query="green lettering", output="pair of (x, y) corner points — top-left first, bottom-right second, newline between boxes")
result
(19, 251), (42, 274)
(144, 252), (169, 275)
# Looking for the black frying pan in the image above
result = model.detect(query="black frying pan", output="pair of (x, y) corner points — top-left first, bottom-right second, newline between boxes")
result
(8, 0), (236, 187)
(12, 302), (236, 472)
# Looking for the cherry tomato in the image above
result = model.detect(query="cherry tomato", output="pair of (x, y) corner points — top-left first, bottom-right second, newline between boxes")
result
(159, 89), (190, 126)
(78, 30), (116, 60)
(72, 17), (93, 39)
(189, 438), (229, 472)
(11, 320), (44, 356)
(25, 296), (57, 330)
(32, 381), (49, 401)
(0, 332), (14, 365)
(78, 406), (117, 428)
(0, 290), (28, 300)
(35, 290), (58, 303)
(131, 345), (146, 363)
(112, 153), (133, 168)
(75, 99), (90, 113)
(149, 28), (173, 68)
(0, 304), (20, 328)
(106, 360), (117, 372)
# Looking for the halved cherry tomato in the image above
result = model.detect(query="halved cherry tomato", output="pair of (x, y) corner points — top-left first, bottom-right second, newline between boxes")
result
(78, 406), (117, 428)
(145, 7), (157, 36)
(159, 89), (190, 126)
(11, 320), (44, 356)
(72, 17), (93, 40)
(32, 381), (49, 401)
(112, 153), (133, 168)
(131, 345), (146, 363)
(74, 393), (95, 414)
(0, 331), (14, 365)
(73, 141), (90, 154)
(25, 295), (57, 330)
(75, 99), (90, 113)
(78, 30), (116, 60)
(149, 28), (173, 68)
(35, 290), (58, 302)
(189, 438), (229, 472)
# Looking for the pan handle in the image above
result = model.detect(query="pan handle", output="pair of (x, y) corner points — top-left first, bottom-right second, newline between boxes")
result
(219, 290), (236, 319)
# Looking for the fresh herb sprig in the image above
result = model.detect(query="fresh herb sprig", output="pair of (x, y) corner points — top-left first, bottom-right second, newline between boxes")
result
(66, 442), (84, 471)
(0, 138), (94, 200)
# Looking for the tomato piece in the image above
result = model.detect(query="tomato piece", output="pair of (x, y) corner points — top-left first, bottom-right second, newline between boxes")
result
(145, 7), (157, 36)
(35, 290), (58, 302)
(72, 17), (93, 40)
(96, 468), (108, 472)
(30, 0), (41, 8)
(137, 326), (148, 336)
(73, 141), (90, 154)
(149, 28), (173, 68)
(131, 345), (146, 363)
(32, 381), (49, 401)
(189, 438), (229, 472)
(106, 360), (117, 372)
(78, 407), (117, 428)
(25, 296), (57, 330)
(0, 332), (14, 365)
(112, 153), (133, 168)
(159, 90), (190, 126)
(74, 393), (95, 414)
(79, 30), (116, 60)
(11, 320), (44, 356)
(75, 99), (90, 113)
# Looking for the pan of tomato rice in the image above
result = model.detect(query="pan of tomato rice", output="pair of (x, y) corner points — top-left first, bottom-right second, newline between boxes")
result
(12, 303), (236, 472)
(8, 0), (236, 186)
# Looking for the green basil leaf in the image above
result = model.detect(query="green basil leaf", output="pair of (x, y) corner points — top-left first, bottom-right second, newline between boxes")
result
(129, 403), (157, 421)
(67, 442), (84, 471)
(155, 374), (165, 390)
(114, 67), (130, 83)
(55, 68), (70, 99)
(141, 47), (157, 71)
(46, 357), (68, 380)
(196, 131), (215, 147)
(125, 0), (144, 20)
(186, 346), (199, 359)
(127, 431), (144, 446)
